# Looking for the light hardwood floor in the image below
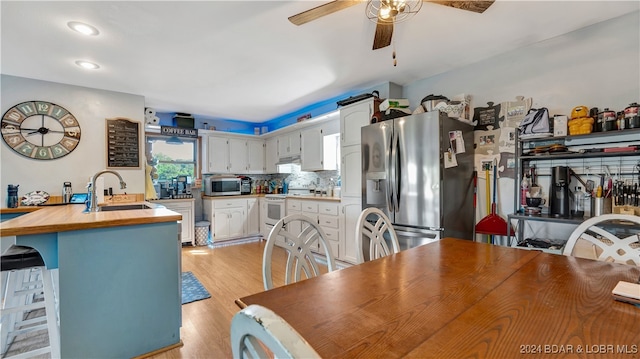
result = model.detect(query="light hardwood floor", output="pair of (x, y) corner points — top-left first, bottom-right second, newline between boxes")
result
(150, 239), (301, 358)
(4, 238), (318, 358)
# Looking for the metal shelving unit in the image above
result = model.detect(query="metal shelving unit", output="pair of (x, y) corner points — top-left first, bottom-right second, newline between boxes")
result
(510, 128), (640, 247)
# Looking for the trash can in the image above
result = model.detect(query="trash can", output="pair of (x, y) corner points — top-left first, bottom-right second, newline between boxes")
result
(195, 221), (210, 246)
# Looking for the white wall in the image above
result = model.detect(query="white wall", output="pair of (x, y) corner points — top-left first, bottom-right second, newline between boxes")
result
(1, 75), (146, 205)
(403, 11), (640, 241)
(403, 11), (639, 117)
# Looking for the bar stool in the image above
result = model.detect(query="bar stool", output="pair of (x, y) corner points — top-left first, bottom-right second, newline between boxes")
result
(1, 245), (60, 358)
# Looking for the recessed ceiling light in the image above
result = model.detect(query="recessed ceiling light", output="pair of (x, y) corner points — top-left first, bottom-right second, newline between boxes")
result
(75, 60), (100, 70)
(67, 21), (99, 36)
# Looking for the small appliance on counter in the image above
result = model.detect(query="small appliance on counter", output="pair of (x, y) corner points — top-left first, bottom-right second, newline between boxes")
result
(62, 181), (73, 203)
(7, 184), (19, 208)
(239, 176), (252, 195)
(171, 176), (193, 199)
(153, 176), (193, 199)
(550, 166), (571, 217)
(204, 175), (241, 196)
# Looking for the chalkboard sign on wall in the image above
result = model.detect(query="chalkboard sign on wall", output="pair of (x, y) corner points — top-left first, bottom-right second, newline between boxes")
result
(106, 118), (140, 169)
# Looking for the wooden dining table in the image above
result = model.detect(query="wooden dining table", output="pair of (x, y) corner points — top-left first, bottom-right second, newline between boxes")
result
(236, 237), (640, 358)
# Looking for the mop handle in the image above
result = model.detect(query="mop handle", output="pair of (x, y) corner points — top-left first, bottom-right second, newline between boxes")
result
(485, 169), (491, 214)
(493, 161), (498, 204)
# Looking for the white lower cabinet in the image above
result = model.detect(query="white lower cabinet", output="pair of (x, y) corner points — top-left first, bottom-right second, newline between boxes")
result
(203, 197), (260, 242)
(259, 198), (271, 238)
(301, 200), (320, 252)
(213, 207), (245, 241)
(280, 199), (302, 248)
(340, 197), (361, 264)
(285, 199), (342, 260)
(317, 202), (341, 260)
(154, 199), (195, 246)
(247, 198), (260, 236)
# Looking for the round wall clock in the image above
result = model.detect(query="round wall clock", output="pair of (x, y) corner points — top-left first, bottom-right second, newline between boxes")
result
(1, 101), (81, 160)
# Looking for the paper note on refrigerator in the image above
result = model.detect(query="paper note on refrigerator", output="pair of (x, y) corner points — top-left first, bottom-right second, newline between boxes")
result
(444, 149), (458, 168)
(449, 130), (465, 154)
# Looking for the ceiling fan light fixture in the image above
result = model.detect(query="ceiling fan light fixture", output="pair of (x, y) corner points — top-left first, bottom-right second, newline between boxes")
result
(366, 0), (422, 24)
(379, 5), (392, 19)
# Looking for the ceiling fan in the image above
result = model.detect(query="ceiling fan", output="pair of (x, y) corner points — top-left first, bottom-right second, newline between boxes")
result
(289, 0), (495, 50)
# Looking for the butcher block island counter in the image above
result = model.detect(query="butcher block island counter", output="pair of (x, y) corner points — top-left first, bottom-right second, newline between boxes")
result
(0, 202), (183, 358)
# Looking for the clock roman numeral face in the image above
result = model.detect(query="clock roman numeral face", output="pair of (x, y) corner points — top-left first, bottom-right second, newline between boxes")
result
(1, 101), (81, 160)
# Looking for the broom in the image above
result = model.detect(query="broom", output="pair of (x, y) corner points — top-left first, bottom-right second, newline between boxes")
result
(475, 161), (514, 244)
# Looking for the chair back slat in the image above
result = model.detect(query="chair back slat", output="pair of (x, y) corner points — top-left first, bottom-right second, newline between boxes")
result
(563, 214), (640, 266)
(356, 207), (401, 264)
(263, 213), (336, 290)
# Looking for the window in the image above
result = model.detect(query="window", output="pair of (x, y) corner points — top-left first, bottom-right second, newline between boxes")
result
(146, 135), (197, 182)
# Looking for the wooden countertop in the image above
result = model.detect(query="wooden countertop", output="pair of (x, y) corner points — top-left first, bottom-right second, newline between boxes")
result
(202, 194), (264, 199)
(201, 194), (340, 202)
(0, 206), (43, 214)
(148, 197), (196, 203)
(285, 195), (340, 202)
(0, 202), (181, 237)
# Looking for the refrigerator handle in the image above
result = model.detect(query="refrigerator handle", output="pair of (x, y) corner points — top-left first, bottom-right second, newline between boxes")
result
(395, 129), (401, 211)
(390, 128), (398, 213)
(387, 128), (394, 213)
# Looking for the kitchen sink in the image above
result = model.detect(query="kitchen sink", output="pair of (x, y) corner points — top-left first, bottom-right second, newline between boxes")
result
(98, 204), (152, 211)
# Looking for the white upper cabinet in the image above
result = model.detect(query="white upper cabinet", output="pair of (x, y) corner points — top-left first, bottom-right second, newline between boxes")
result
(246, 139), (265, 174)
(341, 145), (361, 198)
(228, 138), (248, 173)
(340, 98), (373, 147)
(207, 136), (230, 173)
(300, 115), (340, 172)
(301, 126), (324, 171)
(265, 137), (278, 174)
(277, 131), (301, 158)
(206, 135), (265, 174)
(339, 99), (372, 199)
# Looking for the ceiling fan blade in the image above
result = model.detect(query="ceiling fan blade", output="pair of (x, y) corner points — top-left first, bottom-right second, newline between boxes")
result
(289, 1), (361, 26)
(426, 0), (495, 13)
(372, 20), (393, 50)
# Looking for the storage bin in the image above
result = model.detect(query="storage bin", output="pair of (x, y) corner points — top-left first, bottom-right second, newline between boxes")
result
(195, 221), (210, 246)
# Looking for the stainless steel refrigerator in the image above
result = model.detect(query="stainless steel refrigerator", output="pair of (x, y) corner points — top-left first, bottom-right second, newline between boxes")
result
(361, 111), (475, 252)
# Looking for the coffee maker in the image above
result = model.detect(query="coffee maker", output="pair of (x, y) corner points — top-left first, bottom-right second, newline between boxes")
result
(550, 166), (570, 217)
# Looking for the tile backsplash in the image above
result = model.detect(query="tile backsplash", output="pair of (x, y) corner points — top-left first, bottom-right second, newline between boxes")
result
(203, 164), (340, 192)
(248, 165), (340, 190)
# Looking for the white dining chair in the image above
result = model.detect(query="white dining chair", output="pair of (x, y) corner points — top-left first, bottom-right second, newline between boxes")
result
(230, 304), (321, 359)
(355, 207), (400, 264)
(263, 213), (336, 290)
(563, 214), (640, 266)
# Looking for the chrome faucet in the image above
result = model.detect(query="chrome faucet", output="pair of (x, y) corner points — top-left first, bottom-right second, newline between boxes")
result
(87, 170), (127, 212)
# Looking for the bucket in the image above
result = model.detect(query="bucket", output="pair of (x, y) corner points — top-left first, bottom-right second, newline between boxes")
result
(195, 221), (210, 246)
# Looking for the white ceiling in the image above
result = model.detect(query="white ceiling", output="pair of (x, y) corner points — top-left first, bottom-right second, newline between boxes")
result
(2, 1), (638, 123)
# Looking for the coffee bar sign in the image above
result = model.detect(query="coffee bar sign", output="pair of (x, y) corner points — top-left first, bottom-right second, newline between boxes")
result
(161, 126), (198, 138)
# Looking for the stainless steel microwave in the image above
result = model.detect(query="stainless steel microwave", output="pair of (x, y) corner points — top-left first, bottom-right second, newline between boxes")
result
(204, 176), (241, 196)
